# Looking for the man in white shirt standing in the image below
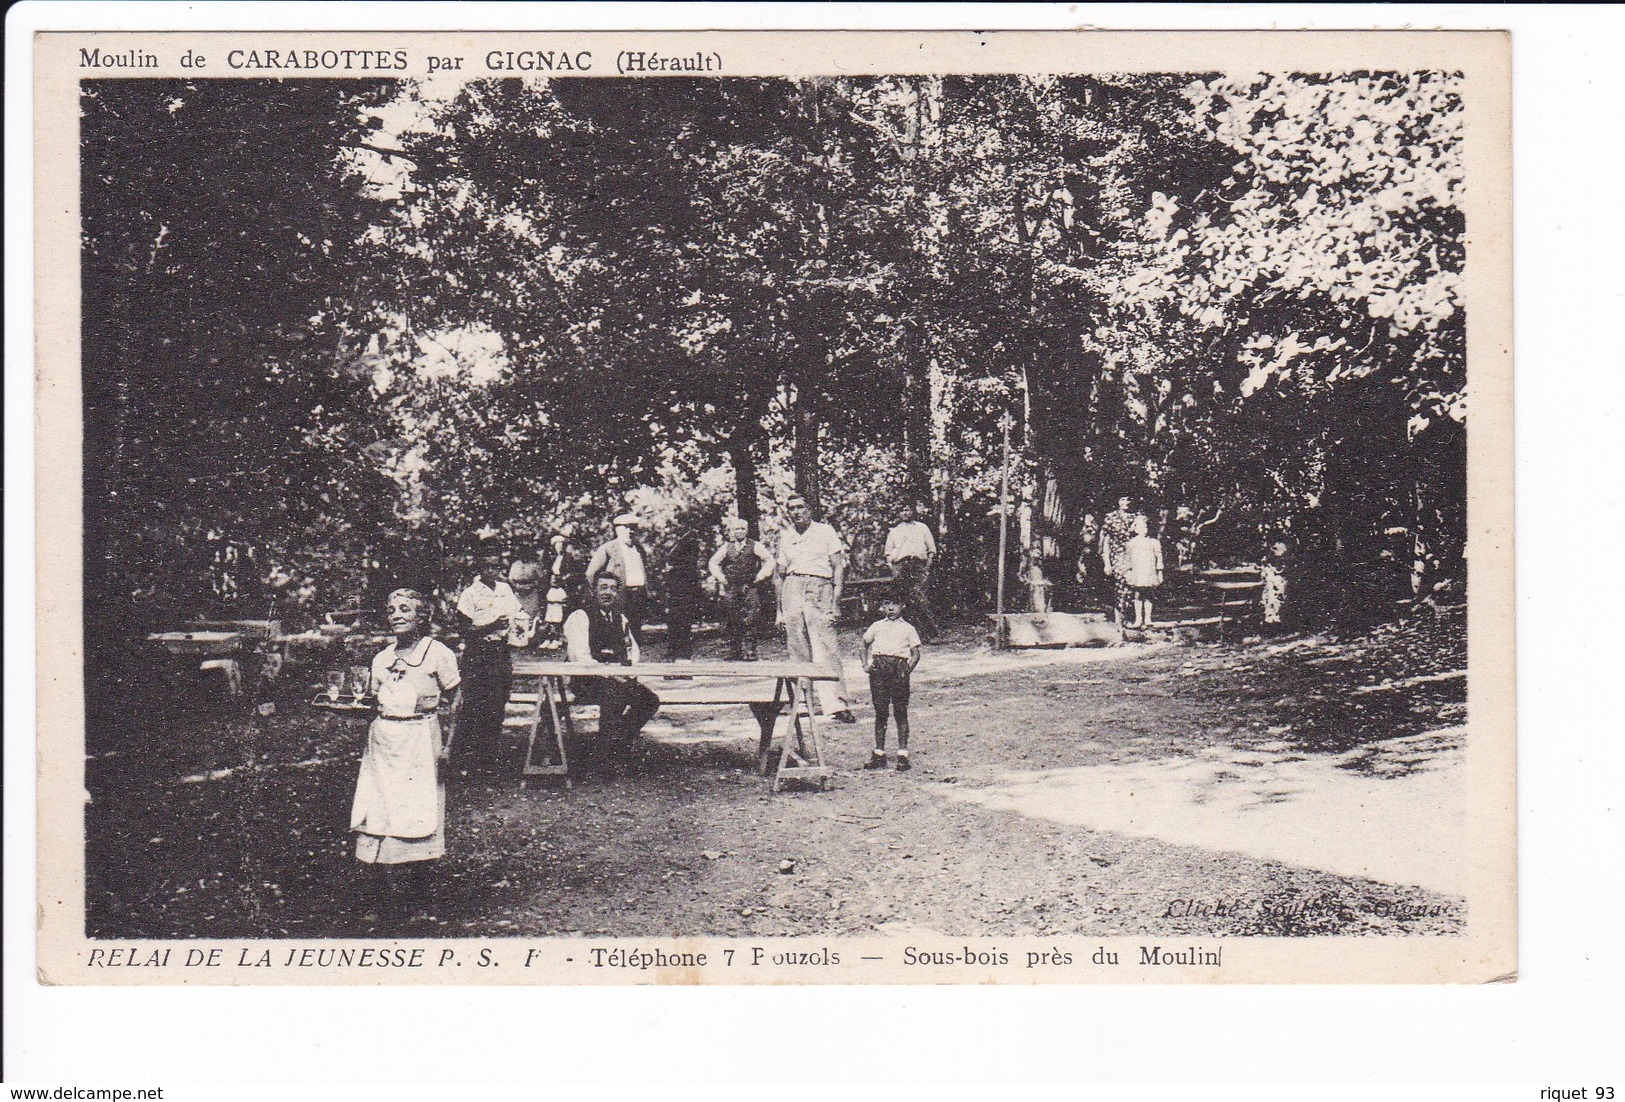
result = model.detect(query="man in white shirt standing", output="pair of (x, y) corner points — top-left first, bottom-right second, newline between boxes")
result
(586, 513), (652, 640)
(454, 540), (523, 774)
(884, 499), (940, 640)
(774, 495), (856, 722)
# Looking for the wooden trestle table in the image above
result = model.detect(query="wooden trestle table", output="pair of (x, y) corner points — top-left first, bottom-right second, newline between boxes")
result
(508, 657), (844, 792)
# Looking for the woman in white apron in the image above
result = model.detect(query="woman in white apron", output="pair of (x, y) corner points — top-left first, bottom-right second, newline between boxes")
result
(352, 588), (460, 926)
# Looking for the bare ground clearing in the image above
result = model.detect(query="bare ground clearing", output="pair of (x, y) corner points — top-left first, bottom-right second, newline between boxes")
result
(87, 612), (1467, 939)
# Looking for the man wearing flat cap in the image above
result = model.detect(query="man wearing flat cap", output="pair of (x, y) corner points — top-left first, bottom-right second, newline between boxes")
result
(774, 495), (857, 723)
(586, 513), (653, 640)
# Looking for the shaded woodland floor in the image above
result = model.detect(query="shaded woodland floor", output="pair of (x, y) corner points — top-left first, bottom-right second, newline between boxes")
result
(87, 610), (1469, 940)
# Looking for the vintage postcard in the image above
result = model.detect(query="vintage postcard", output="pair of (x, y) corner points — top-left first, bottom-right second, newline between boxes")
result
(34, 27), (1514, 985)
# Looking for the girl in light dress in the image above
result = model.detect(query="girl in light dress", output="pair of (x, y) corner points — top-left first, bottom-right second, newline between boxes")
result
(1122, 514), (1165, 630)
(351, 588), (460, 928)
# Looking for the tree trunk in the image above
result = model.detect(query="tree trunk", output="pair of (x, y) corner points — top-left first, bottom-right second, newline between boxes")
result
(788, 307), (828, 513)
(902, 338), (933, 500)
(730, 439), (763, 538)
(793, 383), (821, 515)
(1410, 481), (1431, 605)
(900, 80), (938, 503)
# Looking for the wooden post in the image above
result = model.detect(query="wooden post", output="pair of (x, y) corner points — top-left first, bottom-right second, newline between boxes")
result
(995, 411), (1014, 648)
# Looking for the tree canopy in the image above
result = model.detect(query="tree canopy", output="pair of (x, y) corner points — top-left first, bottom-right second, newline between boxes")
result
(83, 70), (1469, 629)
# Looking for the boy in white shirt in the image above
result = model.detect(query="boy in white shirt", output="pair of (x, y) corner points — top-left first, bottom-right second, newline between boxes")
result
(859, 592), (923, 772)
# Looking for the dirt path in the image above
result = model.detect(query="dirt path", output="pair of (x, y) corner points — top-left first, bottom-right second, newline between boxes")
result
(88, 614), (1468, 939)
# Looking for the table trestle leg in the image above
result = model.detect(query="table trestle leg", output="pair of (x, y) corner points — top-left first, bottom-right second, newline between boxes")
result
(773, 677), (834, 793)
(522, 675), (571, 785)
(751, 678), (783, 777)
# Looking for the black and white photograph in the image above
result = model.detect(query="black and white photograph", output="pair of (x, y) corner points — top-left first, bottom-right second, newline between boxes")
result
(35, 28), (1514, 986)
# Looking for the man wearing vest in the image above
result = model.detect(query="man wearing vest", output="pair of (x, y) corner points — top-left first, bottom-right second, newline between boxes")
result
(774, 495), (857, 722)
(708, 517), (774, 660)
(585, 513), (653, 641)
(562, 575), (661, 743)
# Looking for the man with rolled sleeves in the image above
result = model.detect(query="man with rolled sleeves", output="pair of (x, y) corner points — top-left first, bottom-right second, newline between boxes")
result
(774, 495), (857, 723)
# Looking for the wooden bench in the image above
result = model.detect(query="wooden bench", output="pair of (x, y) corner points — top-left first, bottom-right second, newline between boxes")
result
(509, 657), (843, 792)
(146, 630), (246, 696)
(1102, 570), (1263, 633)
(186, 619), (281, 642)
(1192, 570), (1263, 638)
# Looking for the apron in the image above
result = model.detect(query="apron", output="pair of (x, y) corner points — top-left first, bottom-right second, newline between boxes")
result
(350, 714), (441, 840)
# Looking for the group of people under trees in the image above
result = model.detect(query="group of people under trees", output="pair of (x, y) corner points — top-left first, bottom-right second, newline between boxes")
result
(1035, 493), (1291, 633)
(340, 486), (1297, 926)
(346, 495), (938, 925)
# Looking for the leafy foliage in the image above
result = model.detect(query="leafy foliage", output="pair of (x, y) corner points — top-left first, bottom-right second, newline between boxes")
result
(82, 79), (399, 623)
(84, 71), (1471, 636)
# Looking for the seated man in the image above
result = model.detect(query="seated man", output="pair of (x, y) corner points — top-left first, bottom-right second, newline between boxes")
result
(562, 575), (660, 742)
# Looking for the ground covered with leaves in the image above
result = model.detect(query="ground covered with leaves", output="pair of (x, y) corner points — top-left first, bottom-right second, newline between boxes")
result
(87, 610), (1468, 941)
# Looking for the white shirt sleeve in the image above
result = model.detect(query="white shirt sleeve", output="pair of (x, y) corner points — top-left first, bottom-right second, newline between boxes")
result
(563, 609), (593, 663)
(458, 582), (509, 629)
(622, 546), (646, 587)
(829, 525), (849, 557)
(884, 527), (901, 563)
(923, 525), (937, 558)
(455, 584), (482, 622)
(494, 582), (523, 616)
(431, 640), (462, 693)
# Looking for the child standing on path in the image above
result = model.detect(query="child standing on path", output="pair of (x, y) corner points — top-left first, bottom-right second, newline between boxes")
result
(1123, 514), (1165, 629)
(859, 593), (923, 772)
